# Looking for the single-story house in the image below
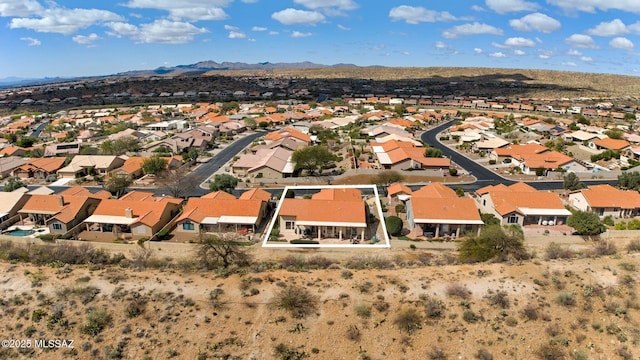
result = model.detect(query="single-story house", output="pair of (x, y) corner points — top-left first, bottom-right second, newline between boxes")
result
(568, 184), (640, 218)
(12, 157), (66, 180)
(475, 182), (572, 226)
(371, 140), (450, 170)
(57, 155), (126, 178)
(406, 183), (483, 239)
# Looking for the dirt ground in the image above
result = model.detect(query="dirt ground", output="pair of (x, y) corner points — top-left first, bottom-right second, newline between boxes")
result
(0, 237), (638, 360)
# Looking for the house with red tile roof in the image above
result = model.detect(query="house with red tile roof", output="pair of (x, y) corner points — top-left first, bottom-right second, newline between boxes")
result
(590, 137), (631, 152)
(277, 187), (368, 242)
(19, 186), (110, 234)
(12, 157), (66, 180)
(0, 189), (31, 224)
(83, 191), (182, 239)
(568, 184), (640, 218)
(0, 145), (26, 157)
(371, 140), (450, 170)
(264, 127), (311, 144)
(475, 182), (572, 226)
(406, 183), (483, 239)
(175, 189), (269, 234)
(491, 143), (587, 175)
(386, 182), (412, 203)
(232, 147), (294, 179)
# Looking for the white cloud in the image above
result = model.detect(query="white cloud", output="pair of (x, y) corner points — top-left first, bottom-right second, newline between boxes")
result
(503, 37), (536, 47)
(389, 6), (457, 24)
(0, 0), (43, 17)
(224, 25), (239, 31)
(442, 22), (503, 38)
(565, 34), (597, 48)
(228, 31), (246, 39)
(293, 0), (357, 15)
(562, 61), (577, 67)
(490, 51), (507, 58)
(435, 41), (447, 49)
(106, 19), (208, 44)
(123, 0), (231, 21)
(486, 0), (538, 14)
(9, 8), (122, 35)
(509, 13), (561, 33)
(547, 0), (640, 13)
(291, 31), (313, 38)
(567, 49), (582, 56)
(20, 36), (41, 46)
(73, 33), (100, 45)
(471, 5), (485, 11)
(272, 8), (325, 25)
(610, 37), (634, 50)
(581, 56), (593, 62)
(514, 49), (526, 55)
(252, 26), (267, 31)
(474, 47), (484, 54)
(337, 24), (351, 30)
(538, 54), (550, 59)
(402, 51), (411, 55)
(166, 8), (227, 21)
(587, 19), (628, 37)
(268, 31), (279, 35)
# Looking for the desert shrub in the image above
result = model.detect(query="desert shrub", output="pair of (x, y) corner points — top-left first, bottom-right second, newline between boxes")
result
(385, 216), (403, 236)
(82, 308), (112, 336)
(125, 297), (146, 318)
(289, 239), (319, 244)
(345, 255), (393, 270)
(31, 309), (47, 322)
(273, 343), (308, 360)
(341, 270), (353, 279)
(209, 288), (226, 310)
(626, 240), (640, 253)
(274, 285), (318, 319)
(536, 342), (565, 360)
(463, 309), (479, 323)
(545, 242), (574, 260)
(307, 255), (334, 269)
(602, 215), (615, 226)
(446, 283), (471, 299)
(522, 303), (539, 321)
(556, 291), (576, 306)
(486, 290), (510, 309)
(458, 225), (528, 263)
(354, 303), (371, 318)
(618, 262), (636, 272)
(423, 297), (446, 319)
(346, 325), (360, 341)
(356, 281), (373, 294)
(593, 241), (617, 256)
(279, 255), (307, 269)
(427, 346), (447, 360)
(394, 308), (422, 334)
(475, 349), (493, 360)
(373, 301), (390, 313)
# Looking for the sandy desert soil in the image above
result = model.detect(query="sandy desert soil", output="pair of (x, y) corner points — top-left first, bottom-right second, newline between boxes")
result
(0, 242), (638, 360)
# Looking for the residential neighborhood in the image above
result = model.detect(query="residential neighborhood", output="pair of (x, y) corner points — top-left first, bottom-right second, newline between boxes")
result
(0, 87), (639, 248)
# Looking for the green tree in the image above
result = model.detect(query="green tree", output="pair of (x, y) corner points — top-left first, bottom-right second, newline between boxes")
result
(208, 174), (238, 193)
(480, 212), (500, 225)
(3, 177), (24, 192)
(105, 175), (132, 198)
(604, 128), (624, 140)
(424, 147), (443, 158)
(567, 210), (606, 236)
(618, 171), (640, 190)
(458, 225), (529, 263)
(455, 187), (465, 197)
(563, 172), (585, 191)
(101, 138), (141, 156)
(220, 101), (239, 114)
(16, 136), (36, 148)
(291, 146), (337, 175)
(140, 111), (154, 122)
(142, 156), (168, 175)
(371, 170), (404, 187)
(243, 117), (257, 130)
(394, 104), (407, 116)
(385, 216), (403, 236)
(196, 233), (252, 270)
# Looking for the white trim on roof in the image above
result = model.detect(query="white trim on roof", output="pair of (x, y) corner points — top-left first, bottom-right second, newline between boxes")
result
(84, 215), (138, 225)
(294, 220), (367, 227)
(377, 153), (392, 164)
(218, 216), (258, 225)
(518, 208), (572, 216)
(201, 216), (220, 225)
(413, 218), (484, 225)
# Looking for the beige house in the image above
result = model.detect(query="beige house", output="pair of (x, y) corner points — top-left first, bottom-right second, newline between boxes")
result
(232, 147), (294, 178)
(57, 155), (126, 178)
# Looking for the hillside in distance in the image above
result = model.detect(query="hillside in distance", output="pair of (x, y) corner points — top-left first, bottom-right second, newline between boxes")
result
(117, 60), (358, 76)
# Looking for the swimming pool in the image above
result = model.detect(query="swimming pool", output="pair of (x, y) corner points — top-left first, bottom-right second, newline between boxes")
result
(4, 228), (35, 236)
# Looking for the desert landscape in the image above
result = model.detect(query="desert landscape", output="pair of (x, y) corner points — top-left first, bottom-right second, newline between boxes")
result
(0, 237), (638, 360)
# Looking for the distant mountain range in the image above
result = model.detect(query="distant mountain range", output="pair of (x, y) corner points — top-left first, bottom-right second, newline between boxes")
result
(117, 60), (359, 76)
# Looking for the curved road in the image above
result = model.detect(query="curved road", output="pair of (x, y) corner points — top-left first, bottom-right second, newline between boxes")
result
(420, 120), (617, 191)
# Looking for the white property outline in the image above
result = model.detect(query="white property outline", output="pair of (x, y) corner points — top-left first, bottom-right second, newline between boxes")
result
(262, 184), (391, 248)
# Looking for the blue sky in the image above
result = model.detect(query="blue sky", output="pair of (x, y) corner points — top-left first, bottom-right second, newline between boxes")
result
(3, 0), (640, 78)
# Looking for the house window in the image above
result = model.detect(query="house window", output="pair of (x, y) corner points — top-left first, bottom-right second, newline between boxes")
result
(598, 208), (604, 216)
(52, 223), (62, 230)
(507, 214), (519, 224)
(182, 221), (194, 231)
(285, 221), (295, 230)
